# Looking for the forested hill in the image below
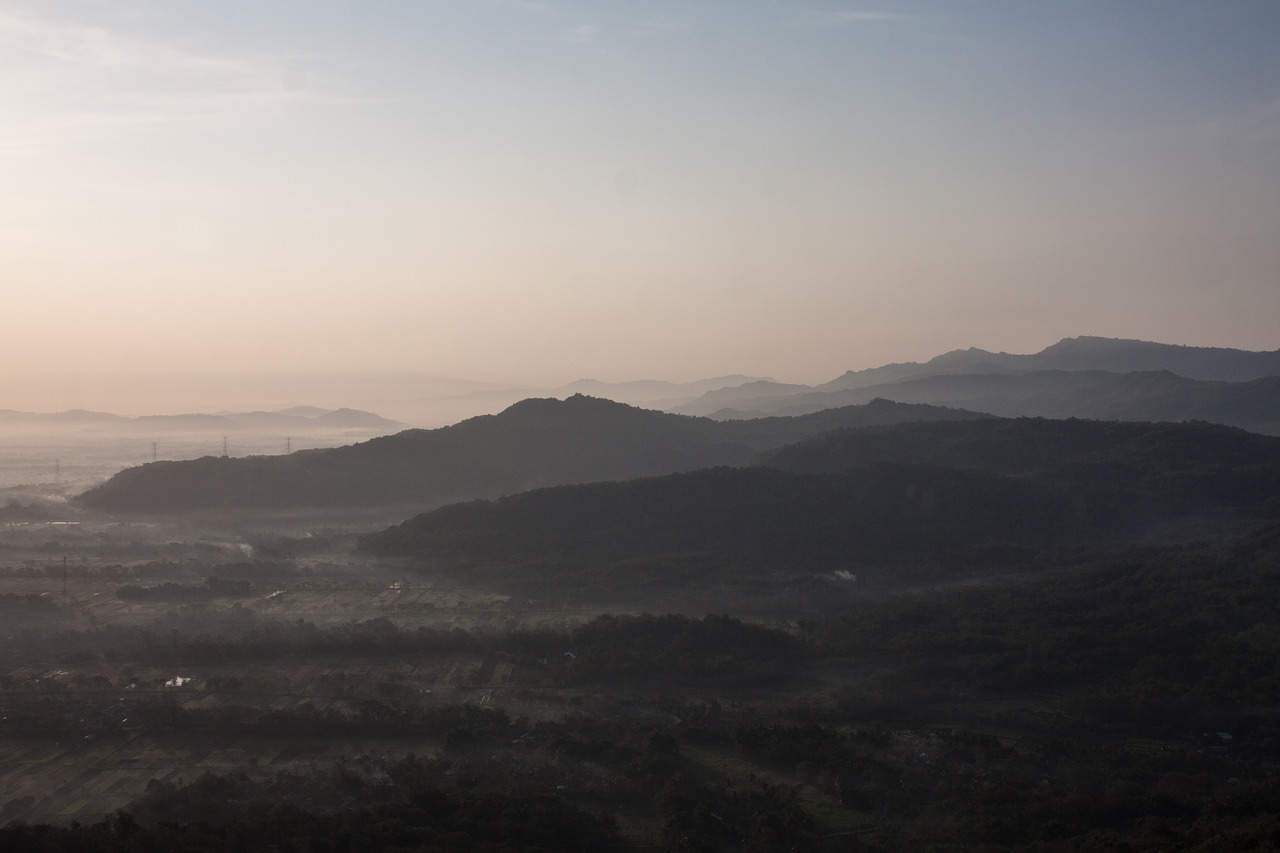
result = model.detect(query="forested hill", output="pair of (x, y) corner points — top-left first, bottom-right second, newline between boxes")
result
(74, 395), (986, 512)
(361, 419), (1280, 590)
(761, 417), (1280, 502)
(360, 465), (1111, 584)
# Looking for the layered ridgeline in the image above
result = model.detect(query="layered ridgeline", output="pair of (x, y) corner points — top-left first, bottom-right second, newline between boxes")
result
(693, 371), (1280, 433)
(0, 406), (401, 433)
(74, 396), (987, 512)
(761, 416), (1280, 493)
(360, 418), (1280, 591)
(672, 338), (1280, 431)
(825, 335), (1280, 386)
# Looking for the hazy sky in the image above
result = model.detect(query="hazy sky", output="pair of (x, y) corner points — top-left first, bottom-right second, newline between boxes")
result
(3, 0), (1278, 410)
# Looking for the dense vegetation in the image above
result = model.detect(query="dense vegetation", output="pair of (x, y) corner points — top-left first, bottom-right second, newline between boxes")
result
(362, 418), (1280, 596)
(6, 524), (1280, 848)
(762, 416), (1280, 490)
(1, 779), (620, 852)
(362, 463), (1123, 588)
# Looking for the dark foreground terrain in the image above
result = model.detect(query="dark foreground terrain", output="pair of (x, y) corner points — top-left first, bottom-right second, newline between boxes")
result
(3, 412), (1280, 850)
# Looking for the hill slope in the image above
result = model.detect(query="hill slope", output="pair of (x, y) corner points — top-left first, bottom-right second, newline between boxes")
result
(75, 396), (987, 512)
(360, 464), (1108, 586)
(361, 418), (1280, 593)
(762, 416), (1280, 502)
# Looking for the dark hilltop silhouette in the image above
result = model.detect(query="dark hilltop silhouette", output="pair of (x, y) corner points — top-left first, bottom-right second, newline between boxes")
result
(74, 396), (988, 512)
(671, 337), (1280, 433)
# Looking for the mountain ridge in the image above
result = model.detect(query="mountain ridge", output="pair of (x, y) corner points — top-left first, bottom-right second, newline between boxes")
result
(0, 406), (403, 433)
(359, 417), (1280, 591)
(73, 396), (989, 513)
(684, 370), (1280, 434)
(820, 336), (1280, 391)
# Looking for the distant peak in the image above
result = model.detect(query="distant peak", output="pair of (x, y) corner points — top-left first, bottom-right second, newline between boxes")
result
(505, 393), (626, 411)
(1044, 335), (1134, 348)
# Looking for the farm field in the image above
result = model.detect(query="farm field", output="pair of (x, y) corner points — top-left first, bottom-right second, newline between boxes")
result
(0, 511), (643, 828)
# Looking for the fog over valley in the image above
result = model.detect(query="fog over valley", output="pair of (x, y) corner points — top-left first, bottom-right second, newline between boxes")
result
(3, 0), (1279, 848)
(4, 335), (1280, 848)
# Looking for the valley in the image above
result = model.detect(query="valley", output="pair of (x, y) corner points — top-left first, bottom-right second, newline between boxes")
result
(3, 340), (1280, 849)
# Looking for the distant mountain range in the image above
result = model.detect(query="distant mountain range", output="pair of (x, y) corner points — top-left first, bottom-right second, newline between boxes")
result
(74, 396), (987, 512)
(668, 338), (1280, 433)
(411, 374), (773, 426)
(68, 335), (1280, 513)
(821, 336), (1280, 388)
(0, 406), (403, 433)
(692, 371), (1280, 434)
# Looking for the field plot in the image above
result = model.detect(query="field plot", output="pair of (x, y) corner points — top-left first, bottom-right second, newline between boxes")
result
(0, 732), (448, 826)
(0, 645), (548, 823)
(0, 649), (618, 827)
(0, 521), (615, 829)
(0, 551), (567, 629)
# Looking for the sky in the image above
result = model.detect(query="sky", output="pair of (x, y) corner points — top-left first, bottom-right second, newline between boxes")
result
(2, 0), (1278, 412)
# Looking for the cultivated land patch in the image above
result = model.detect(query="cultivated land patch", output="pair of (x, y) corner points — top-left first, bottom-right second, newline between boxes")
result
(0, 534), (653, 825)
